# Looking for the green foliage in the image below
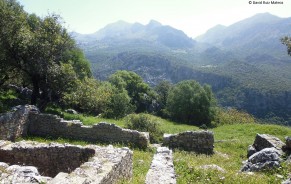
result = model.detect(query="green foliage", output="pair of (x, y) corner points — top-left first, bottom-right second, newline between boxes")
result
(103, 89), (135, 119)
(125, 113), (164, 143)
(213, 108), (256, 127)
(0, 0), (91, 110)
(282, 36), (291, 56)
(154, 80), (172, 116)
(166, 80), (217, 126)
(63, 78), (113, 115)
(109, 70), (156, 113)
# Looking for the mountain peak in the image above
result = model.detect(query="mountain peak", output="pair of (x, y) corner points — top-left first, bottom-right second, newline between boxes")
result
(246, 12), (280, 23)
(147, 20), (162, 28)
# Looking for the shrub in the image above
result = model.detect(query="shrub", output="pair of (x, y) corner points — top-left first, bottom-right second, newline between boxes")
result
(125, 113), (164, 143)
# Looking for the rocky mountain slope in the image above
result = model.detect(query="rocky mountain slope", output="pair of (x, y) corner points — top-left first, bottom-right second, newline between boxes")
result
(73, 13), (291, 124)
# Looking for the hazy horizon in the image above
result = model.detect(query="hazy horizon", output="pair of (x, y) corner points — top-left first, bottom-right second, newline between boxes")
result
(18, 0), (291, 38)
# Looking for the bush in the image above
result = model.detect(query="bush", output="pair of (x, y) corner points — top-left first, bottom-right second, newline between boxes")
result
(125, 113), (164, 143)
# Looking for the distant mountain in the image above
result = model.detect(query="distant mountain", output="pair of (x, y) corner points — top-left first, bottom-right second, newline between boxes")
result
(196, 13), (291, 57)
(72, 20), (195, 49)
(74, 13), (291, 124)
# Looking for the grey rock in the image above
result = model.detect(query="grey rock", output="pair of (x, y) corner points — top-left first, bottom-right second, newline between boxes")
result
(253, 134), (285, 152)
(200, 164), (226, 173)
(0, 105), (39, 141)
(247, 145), (257, 158)
(241, 147), (281, 172)
(282, 178), (291, 184)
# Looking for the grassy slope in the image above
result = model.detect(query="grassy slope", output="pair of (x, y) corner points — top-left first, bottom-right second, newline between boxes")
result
(175, 124), (291, 184)
(23, 113), (291, 183)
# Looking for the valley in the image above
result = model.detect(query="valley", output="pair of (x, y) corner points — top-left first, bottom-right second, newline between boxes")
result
(73, 13), (291, 124)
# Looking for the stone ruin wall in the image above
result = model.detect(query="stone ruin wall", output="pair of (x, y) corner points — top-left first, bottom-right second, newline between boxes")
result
(163, 130), (214, 154)
(0, 105), (38, 141)
(0, 105), (149, 149)
(0, 140), (95, 177)
(0, 140), (133, 183)
(28, 113), (149, 149)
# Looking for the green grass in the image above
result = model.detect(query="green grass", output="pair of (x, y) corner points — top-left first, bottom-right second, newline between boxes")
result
(174, 123), (291, 184)
(62, 112), (199, 134)
(23, 110), (291, 183)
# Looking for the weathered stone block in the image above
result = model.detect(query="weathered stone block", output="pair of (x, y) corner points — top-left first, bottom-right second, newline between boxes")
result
(0, 105), (39, 141)
(163, 131), (214, 154)
(253, 134), (285, 152)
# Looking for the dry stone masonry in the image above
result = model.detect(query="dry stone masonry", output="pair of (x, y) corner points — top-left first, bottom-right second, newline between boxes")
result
(163, 130), (214, 154)
(145, 147), (176, 184)
(28, 113), (149, 149)
(0, 140), (133, 184)
(0, 105), (149, 149)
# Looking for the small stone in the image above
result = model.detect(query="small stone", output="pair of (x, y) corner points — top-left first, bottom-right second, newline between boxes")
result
(65, 109), (78, 114)
(200, 164), (226, 173)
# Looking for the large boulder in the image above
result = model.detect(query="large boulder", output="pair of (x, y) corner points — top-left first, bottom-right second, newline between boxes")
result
(247, 134), (285, 158)
(253, 134), (285, 152)
(241, 147), (282, 172)
(0, 105), (39, 141)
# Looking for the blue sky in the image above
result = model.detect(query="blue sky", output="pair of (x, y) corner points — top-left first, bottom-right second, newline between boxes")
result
(18, 0), (291, 38)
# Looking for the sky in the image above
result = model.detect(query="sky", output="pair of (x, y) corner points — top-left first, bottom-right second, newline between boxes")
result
(18, 0), (291, 38)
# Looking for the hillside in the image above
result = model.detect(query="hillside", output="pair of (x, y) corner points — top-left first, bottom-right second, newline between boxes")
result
(74, 13), (291, 124)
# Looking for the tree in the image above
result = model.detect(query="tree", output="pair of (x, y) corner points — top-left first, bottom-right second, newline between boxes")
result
(103, 89), (134, 119)
(282, 36), (291, 56)
(166, 80), (216, 125)
(154, 80), (172, 115)
(0, 0), (91, 110)
(109, 70), (156, 113)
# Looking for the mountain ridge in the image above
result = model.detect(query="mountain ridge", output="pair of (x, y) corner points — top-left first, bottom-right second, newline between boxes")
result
(74, 12), (291, 124)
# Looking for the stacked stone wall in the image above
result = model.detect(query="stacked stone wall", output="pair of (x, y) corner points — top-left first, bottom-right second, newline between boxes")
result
(0, 141), (133, 183)
(0, 140), (95, 177)
(28, 113), (149, 149)
(163, 131), (214, 154)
